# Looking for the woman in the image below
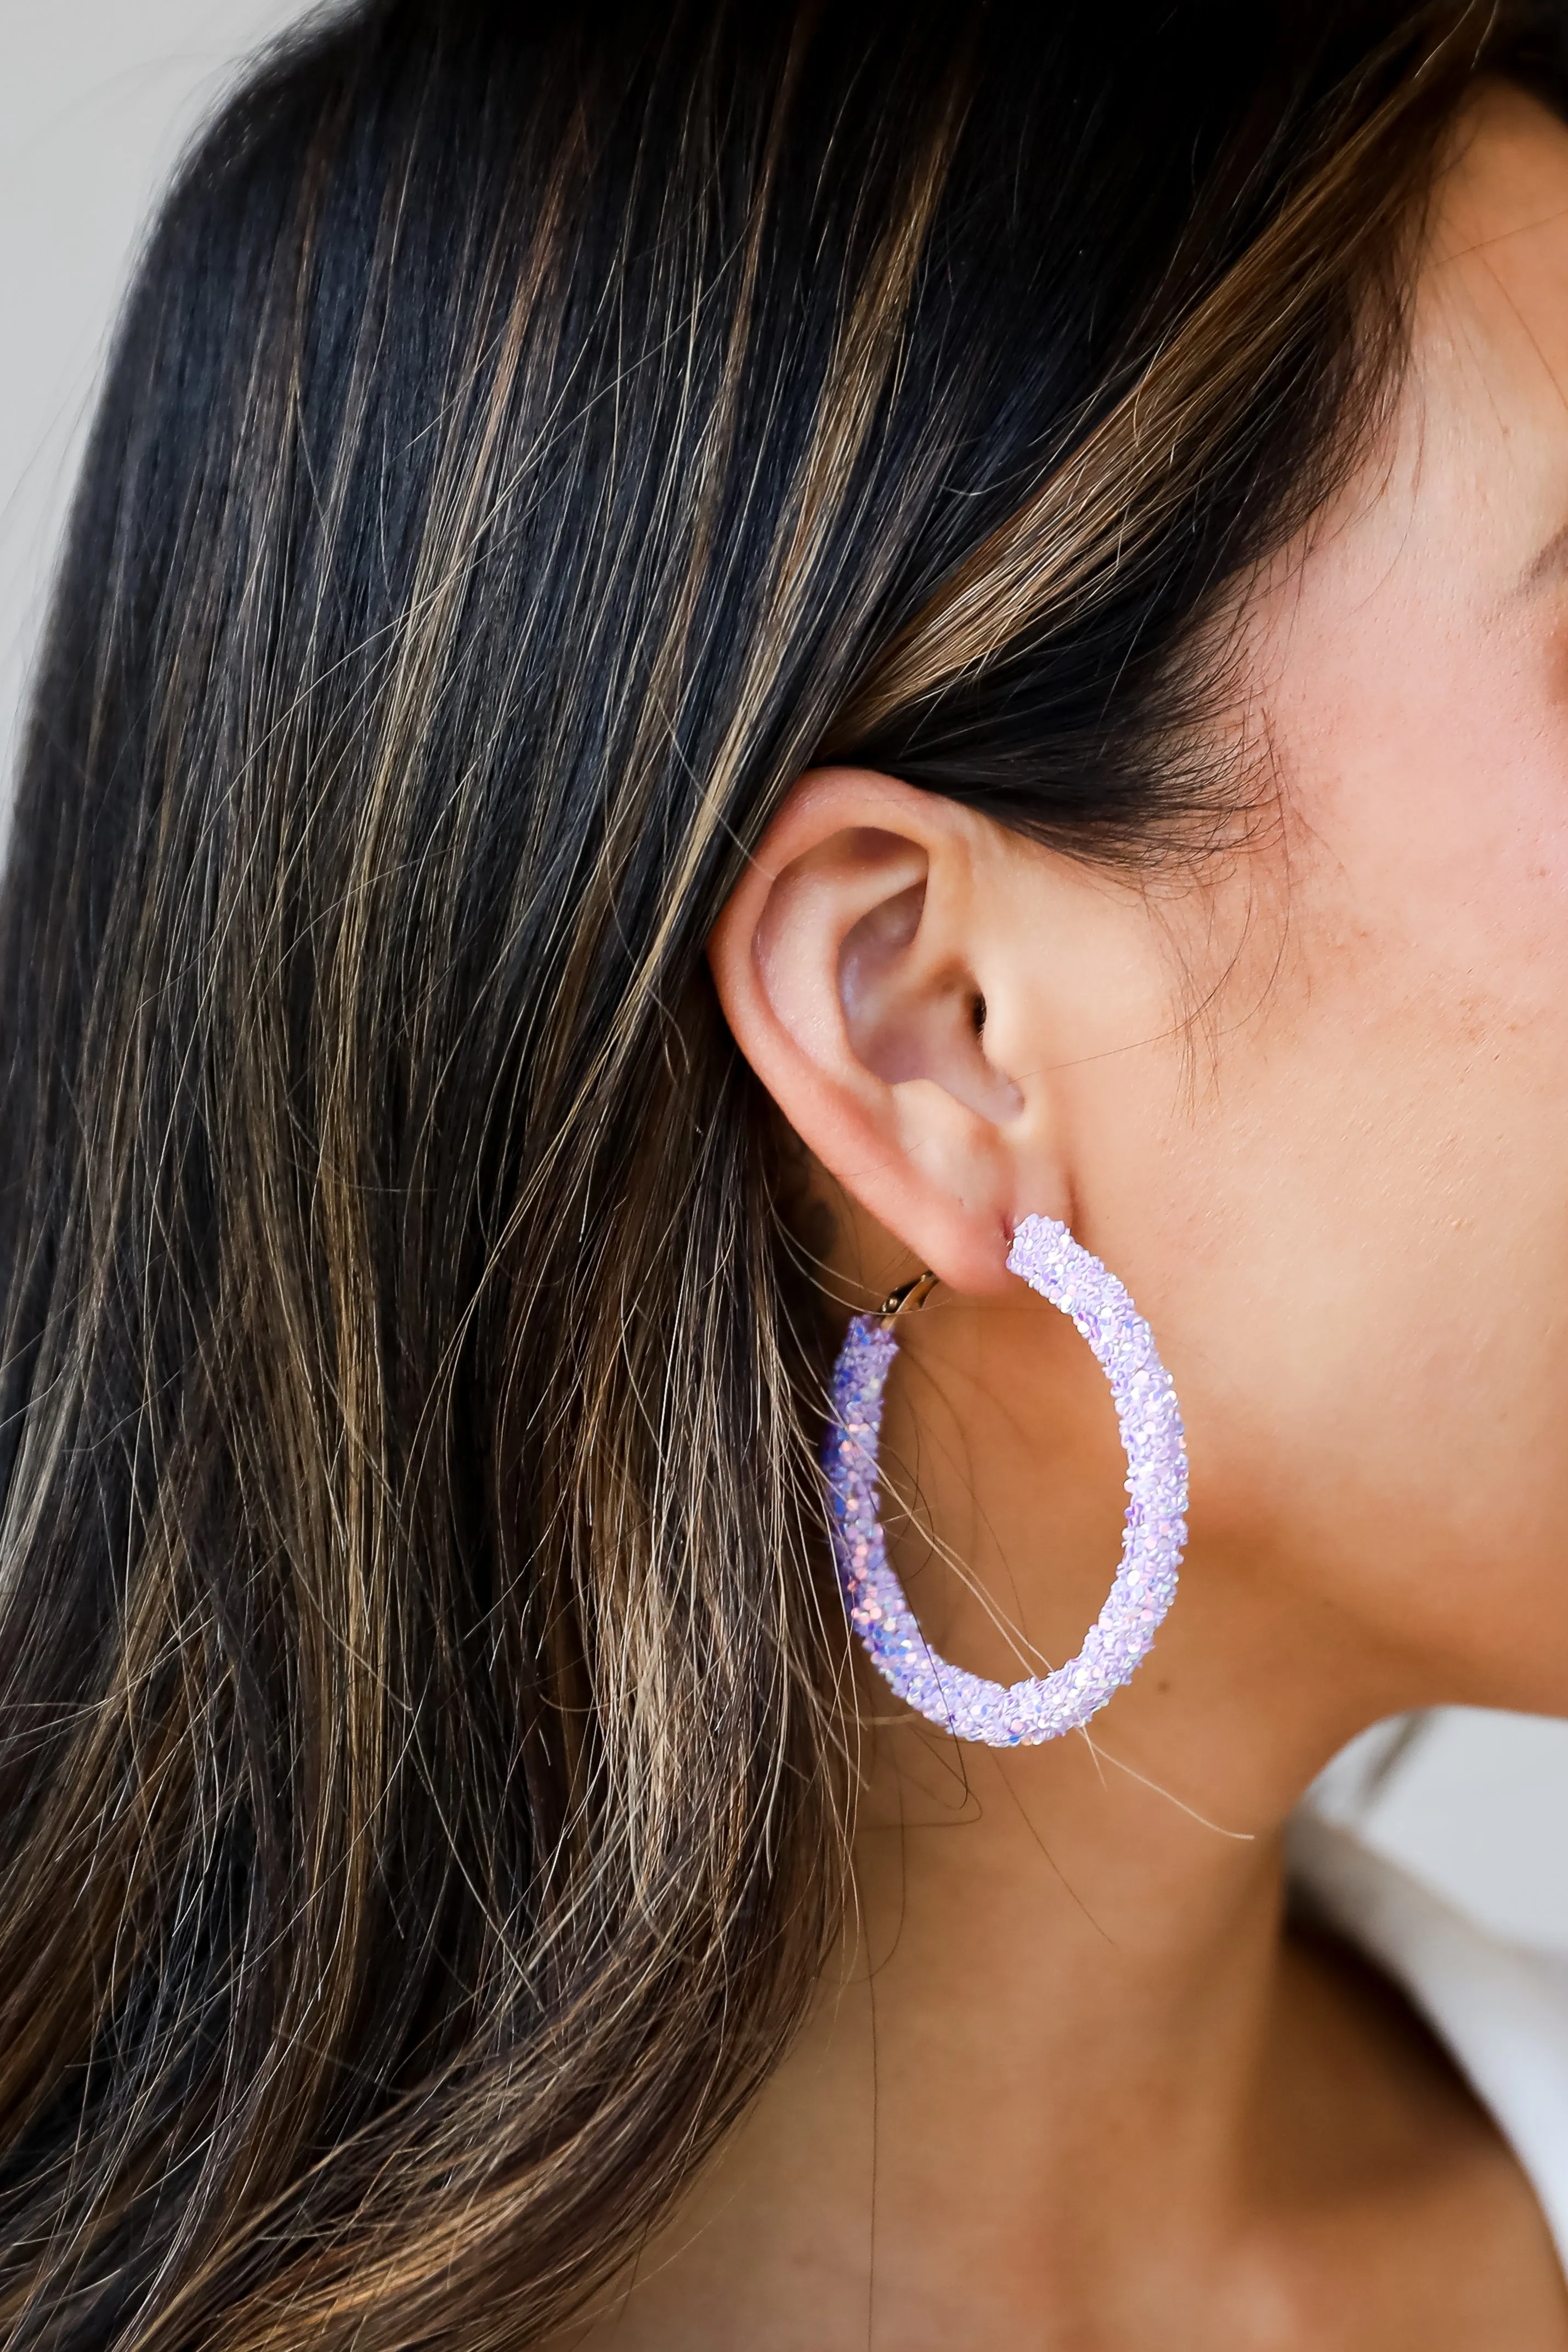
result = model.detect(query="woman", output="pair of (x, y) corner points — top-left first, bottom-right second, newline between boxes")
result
(4, 0), (1568, 2341)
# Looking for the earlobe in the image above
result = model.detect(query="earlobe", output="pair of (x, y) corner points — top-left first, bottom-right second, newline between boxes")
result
(707, 768), (1050, 1296)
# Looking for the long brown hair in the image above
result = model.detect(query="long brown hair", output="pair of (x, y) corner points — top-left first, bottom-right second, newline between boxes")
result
(0, 1), (1533, 2341)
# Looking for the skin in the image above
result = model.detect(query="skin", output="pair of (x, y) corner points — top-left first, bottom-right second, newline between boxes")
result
(555, 85), (1568, 2350)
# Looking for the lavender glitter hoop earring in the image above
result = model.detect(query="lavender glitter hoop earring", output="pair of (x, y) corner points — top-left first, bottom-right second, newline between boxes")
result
(824, 1213), (1188, 1745)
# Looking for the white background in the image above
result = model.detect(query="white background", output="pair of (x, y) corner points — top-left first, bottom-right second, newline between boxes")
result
(0, 0), (319, 794)
(5, 0), (1568, 1949)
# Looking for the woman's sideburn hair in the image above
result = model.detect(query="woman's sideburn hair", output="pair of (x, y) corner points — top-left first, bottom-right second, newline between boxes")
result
(0, 1), (1529, 2341)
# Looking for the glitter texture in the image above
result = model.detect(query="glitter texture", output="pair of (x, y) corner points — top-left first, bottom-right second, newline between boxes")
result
(823, 1214), (1187, 1745)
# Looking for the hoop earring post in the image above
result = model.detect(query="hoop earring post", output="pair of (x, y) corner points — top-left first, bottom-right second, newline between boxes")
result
(880, 1269), (938, 1320)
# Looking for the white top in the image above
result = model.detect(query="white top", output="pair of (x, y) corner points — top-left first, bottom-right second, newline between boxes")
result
(1290, 1806), (1568, 2273)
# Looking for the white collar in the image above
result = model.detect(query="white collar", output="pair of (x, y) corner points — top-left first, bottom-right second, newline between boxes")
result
(1289, 1805), (1568, 2275)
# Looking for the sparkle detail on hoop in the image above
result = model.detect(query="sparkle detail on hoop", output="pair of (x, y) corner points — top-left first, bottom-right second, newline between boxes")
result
(823, 1213), (1187, 1745)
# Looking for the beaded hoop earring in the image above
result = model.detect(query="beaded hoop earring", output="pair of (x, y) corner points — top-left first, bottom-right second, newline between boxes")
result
(823, 1213), (1187, 1745)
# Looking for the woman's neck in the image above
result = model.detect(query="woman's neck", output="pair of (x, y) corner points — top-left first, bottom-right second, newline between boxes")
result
(550, 1285), (1559, 2347)
(557, 1667), (1558, 2351)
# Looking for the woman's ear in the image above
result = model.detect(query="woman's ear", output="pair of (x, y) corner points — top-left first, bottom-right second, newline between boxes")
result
(707, 767), (1067, 1294)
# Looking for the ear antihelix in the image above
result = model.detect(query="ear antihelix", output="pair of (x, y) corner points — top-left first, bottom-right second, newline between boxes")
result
(823, 1216), (1187, 1744)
